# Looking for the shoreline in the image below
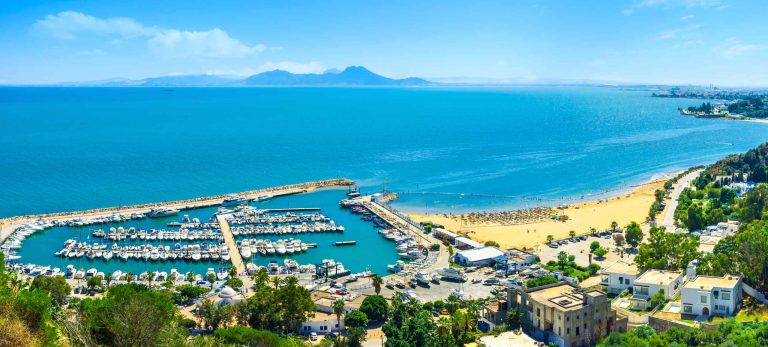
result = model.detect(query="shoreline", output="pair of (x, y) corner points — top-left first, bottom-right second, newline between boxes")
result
(404, 176), (669, 249)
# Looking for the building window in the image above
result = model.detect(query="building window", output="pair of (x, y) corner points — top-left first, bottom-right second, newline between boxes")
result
(537, 308), (540, 317)
(576, 327), (580, 336)
(567, 328), (570, 335)
(625, 278), (630, 285)
(701, 295), (707, 303)
(683, 305), (692, 313)
(722, 292), (731, 300)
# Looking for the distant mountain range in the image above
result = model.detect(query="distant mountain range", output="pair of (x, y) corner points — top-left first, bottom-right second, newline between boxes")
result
(53, 66), (431, 87)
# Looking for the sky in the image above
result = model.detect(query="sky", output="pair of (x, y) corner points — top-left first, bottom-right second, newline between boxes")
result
(0, 0), (767, 86)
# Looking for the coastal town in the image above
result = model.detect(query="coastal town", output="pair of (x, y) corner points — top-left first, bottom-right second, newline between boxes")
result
(2, 143), (768, 346)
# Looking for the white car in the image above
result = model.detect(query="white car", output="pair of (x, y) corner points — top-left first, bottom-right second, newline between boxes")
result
(310, 332), (318, 341)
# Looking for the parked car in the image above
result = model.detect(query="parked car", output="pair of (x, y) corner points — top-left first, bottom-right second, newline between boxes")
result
(483, 278), (500, 285)
(310, 332), (318, 341)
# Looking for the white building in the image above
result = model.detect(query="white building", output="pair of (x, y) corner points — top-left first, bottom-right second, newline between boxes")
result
(630, 269), (684, 310)
(434, 228), (459, 243)
(454, 236), (482, 250)
(681, 262), (742, 317)
(454, 246), (506, 267)
(300, 312), (344, 334)
(600, 262), (640, 294)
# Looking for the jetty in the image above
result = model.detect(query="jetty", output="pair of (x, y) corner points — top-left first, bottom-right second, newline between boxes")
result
(0, 178), (353, 243)
(217, 214), (245, 274)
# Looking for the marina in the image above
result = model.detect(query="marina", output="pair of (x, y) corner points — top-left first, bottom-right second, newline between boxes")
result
(2, 184), (412, 277)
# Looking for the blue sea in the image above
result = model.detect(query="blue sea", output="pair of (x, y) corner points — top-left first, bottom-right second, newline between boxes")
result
(1, 86), (765, 216)
(2, 86), (767, 274)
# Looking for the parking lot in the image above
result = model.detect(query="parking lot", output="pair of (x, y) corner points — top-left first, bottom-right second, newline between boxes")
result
(537, 233), (635, 268)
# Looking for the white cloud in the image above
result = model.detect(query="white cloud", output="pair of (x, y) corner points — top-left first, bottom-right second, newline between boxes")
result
(35, 11), (154, 40)
(717, 38), (765, 58)
(681, 15), (695, 20)
(79, 49), (105, 56)
(35, 11), (265, 58)
(148, 28), (265, 58)
(656, 24), (702, 40)
(624, 0), (724, 14)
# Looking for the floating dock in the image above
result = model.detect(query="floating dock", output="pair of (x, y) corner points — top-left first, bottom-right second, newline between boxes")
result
(333, 240), (357, 246)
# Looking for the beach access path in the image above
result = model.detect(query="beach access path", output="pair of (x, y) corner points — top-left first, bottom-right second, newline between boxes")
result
(0, 178), (354, 244)
(660, 169), (703, 230)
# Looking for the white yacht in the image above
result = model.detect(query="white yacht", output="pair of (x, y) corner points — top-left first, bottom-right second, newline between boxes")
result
(437, 267), (467, 282)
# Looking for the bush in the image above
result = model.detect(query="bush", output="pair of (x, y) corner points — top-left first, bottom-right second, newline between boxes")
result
(590, 241), (600, 252)
(225, 278), (244, 290)
(429, 243), (440, 251)
(179, 318), (197, 329)
(593, 248), (608, 258)
(526, 275), (558, 288)
(484, 240), (500, 248)
(587, 263), (601, 275)
(359, 295), (388, 322)
(214, 326), (290, 345)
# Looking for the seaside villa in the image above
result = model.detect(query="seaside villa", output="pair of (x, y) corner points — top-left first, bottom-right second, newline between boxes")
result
(512, 282), (627, 347)
(681, 263), (742, 318)
(600, 262), (640, 294)
(630, 270), (684, 310)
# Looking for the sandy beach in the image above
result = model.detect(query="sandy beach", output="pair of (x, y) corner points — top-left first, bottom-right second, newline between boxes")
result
(405, 178), (667, 249)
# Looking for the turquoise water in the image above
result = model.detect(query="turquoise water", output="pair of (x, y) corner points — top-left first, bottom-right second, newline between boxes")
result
(0, 86), (766, 215)
(17, 189), (400, 274)
(4, 86), (768, 274)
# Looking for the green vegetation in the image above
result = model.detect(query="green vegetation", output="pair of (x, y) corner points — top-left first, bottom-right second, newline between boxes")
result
(244, 269), (317, 333)
(728, 97), (768, 118)
(598, 319), (768, 346)
(650, 289), (666, 309)
(686, 102), (716, 114)
(382, 292), (481, 347)
(590, 241), (601, 252)
(176, 283), (210, 302)
(213, 326), (306, 346)
(359, 295), (389, 322)
(526, 275), (558, 288)
(0, 253), (60, 346)
(674, 143), (768, 229)
(625, 221), (643, 248)
(226, 278), (244, 290)
(484, 240), (500, 247)
(344, 310), (369, 346)
(196, 298), (234, 330)
(29, 275), (71, 306)
(78, 283), (180, 346)
(635, 226), (700, 271)
(593, 247), (608, 259)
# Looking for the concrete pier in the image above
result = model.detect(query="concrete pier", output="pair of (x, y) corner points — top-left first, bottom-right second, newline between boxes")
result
(217, 214), (245, 274)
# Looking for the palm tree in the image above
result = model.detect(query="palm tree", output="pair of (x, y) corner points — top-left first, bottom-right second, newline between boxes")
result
(187, 271), (195, 284)
(546, 234), (554, 244)
(105, 272), (113, 287)
(271, 277), (281, 289)
(207, 273), (216, 289)
(611, 221), (618, 233)
(590, 227), (597, 237)
(125, 272), (135, 283)
(332, 299), (345, 332)
(569, 230), (576, 239)
(371, 275), (383, 295)
(228, 266), (237, 278)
